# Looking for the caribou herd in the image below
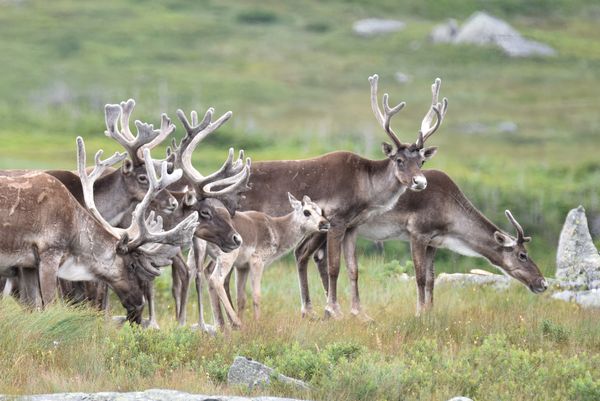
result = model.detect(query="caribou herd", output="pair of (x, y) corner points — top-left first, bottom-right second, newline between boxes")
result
(0, 74), (547, 330)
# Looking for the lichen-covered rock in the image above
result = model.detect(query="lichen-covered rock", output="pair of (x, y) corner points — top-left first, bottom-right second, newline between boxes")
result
(227, 356), (310, 391)
(0, 389), (305, 401)
(429, 19), (458, 43)
(352, 18), (405, 37)
(556, 206), (600, 289)
(552, 289), (600, 309)
(436, 272), (511, 290)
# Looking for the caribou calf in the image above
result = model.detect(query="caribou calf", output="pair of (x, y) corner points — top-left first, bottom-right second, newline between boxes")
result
(206, 193), (330, 329)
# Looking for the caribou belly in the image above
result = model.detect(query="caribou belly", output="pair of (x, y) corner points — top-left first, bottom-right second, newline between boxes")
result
(58, 256), (95, 281)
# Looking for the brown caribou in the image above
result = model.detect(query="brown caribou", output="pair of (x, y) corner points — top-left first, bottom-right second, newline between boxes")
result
(229, 75), (449, 319)
(327, 169), (548, 315)
(0, 139), (198, 323)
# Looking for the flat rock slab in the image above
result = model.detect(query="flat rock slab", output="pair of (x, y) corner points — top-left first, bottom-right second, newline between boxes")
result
(552, 289), (600, 309)
(0, 389), (305, 401)
(227, 357), (310, 391)
(436, 272), (511, 290)
(352, 18), (405, 37)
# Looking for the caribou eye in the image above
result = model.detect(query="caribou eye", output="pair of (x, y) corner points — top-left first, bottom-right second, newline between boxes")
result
(137, 175), (148, 184)
(200, 210), (212, 220)
(303, 210), (311, 217)
(518, 252), (528, 262)
(397, 159), (405, 166)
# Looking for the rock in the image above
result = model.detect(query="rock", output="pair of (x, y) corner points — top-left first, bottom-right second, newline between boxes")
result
(353, 18), (405, 37)
(436, 272), (511, 290)
(460, 122), (489, 135)
(227, 356), (310, 391)
(431, 11), (556, 58)
(394, 71), (411, 84)
(552, 289), (600, 309)
(545, 278), (589, 291)
(556, 206), (600, 289)
(0, 389), (305, 401)
(447, 397), (474, 401)
(496, 121), (518, 134)
(470, 269), (493, 275)
(429, 19), (458, 43)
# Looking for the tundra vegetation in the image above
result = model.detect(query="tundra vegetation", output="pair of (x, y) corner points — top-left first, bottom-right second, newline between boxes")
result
(0, 0), (599, 400)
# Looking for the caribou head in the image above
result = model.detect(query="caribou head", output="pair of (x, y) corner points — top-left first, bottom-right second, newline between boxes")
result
(369, 75), (448, 191)
(492, 210), (547, 294)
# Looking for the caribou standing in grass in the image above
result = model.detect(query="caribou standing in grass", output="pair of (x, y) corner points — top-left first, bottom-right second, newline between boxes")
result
(226, 75), (449, 320)
(311, 169), (549, 316)
(0, 139), (198, 323)
(203, 193), (330, 329)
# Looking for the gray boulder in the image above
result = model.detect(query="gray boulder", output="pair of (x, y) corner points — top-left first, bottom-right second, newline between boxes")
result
(556, 206), (600, 289)
(353, 18), (405, 37)
(0, 389), (304, 401)
(227, 356), (310, 391)
(431, 11), (555, 58)
(448, 397), (474, 401)
(552, 289), (600, 309)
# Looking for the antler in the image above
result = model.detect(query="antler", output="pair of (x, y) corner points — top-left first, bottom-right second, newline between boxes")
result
(104, 99), (176, 165)
(416, 78), (448, 148)
(125, 148), (199, 251)
(369, 74), (406, 150)
(76, 136), (128, 238)
(505, 210), (531, 244)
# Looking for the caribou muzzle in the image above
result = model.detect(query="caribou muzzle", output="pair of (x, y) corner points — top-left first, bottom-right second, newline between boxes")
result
(410, 175), (427, 191)
(529, 278), (548, 294)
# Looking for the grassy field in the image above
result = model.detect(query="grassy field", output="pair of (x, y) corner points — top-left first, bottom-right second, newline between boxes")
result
(1, 0), (599, 399)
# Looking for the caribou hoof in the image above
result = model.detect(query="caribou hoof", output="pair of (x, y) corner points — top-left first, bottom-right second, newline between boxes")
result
(351, 309), (375, 324)
(142, 319), (160, 330)
(324, 304), (344, 320)
(111, 315), (128, 326)
(301, 308), (320, 321)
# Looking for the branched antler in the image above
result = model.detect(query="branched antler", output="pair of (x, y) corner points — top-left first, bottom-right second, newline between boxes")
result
(104, 99), (175, 165)
(369, 74), (406, 150)
(416, 78), (448, 148)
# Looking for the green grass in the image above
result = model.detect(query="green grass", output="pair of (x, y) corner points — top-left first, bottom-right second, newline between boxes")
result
(2, 257), (600, 400)
(1, 0), (600, 399)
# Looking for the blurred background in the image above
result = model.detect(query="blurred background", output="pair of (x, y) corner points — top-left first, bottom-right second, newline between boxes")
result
(0, 0), (598, 276)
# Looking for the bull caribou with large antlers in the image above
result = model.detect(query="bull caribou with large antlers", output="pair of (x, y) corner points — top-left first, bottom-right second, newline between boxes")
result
(229, 75), (449, 319)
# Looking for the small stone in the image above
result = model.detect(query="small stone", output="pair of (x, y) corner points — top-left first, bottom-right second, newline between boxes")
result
(496, 121), (518, 134)
(448, 397), (474, 401)
(353, 18), (405, 37)
(227, 356), (310, 391)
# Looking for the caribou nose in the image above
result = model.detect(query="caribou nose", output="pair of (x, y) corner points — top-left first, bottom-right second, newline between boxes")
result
(169, 197), (178, 209)
(319, 221), (331, 231)
(411, 176), (427, 190)
(232, 233), (243, 247)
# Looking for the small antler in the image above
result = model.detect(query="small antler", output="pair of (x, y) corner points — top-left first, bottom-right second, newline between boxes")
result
(505, 210), (531, 244)
(416, 78), (448, 148)
(77, 136), (128, 238)
(104, 99), (175, 166)
(369, 74), (406, 150)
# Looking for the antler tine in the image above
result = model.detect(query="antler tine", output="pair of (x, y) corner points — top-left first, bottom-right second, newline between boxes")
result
(417, 78), (449, 147)
(505, 210), (531, 243)
(76, 137), (127, 238)
(179, 109), (233, 183)
(201, 157), (252, 196)
(126, 148), (196, 251)
(369, 74), (406, 150)
(119, 99), (136, 141)
(135, 113), (176, 161)
(176, 108), (213, 139)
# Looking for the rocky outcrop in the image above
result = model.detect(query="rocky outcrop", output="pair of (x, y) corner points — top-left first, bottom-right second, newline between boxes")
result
(556, 206), (600, 290)
(0, 389), (305, 401)
(552, 289), (600, 309)
(352, 18), (405, 37)
(436, 272), (511, 290)
(430, 11), (556, 58)
(227, 356), (310, 391)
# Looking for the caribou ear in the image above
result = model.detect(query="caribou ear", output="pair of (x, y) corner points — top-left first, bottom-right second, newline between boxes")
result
(381, 142), (395, 157)
(183, 190), (197, 207)
(116, 234), (129, 255)
(494, 231), (517, 248)
(288, 192), (302, 211)
(302, 195), (312, 204)
(122, 159), (134, 175)
(421, 146), (438, 160)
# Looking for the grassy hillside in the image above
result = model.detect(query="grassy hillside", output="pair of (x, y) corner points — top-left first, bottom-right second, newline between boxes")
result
(0, 1), (599, 399)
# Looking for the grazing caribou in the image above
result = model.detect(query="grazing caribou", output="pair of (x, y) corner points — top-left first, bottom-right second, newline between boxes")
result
(231, 75), (448, 319)
(312, 169), (548, 315)
(0, 139), (198, 323)
(204, 193), (330, 329)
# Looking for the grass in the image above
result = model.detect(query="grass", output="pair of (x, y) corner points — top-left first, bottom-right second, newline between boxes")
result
(0, 0), (599, 399)
(2, 257), (600, 400)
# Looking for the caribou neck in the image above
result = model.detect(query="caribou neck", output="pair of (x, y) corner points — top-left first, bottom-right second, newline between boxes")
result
(270, 213), (309, 259)
(93, 171), (134, 225)
(363, 159), (406, 214)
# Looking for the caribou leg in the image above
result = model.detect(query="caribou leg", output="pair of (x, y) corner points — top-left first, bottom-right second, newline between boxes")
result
(342, 227), (373, 322)
(324, 226), (346, 319)
(249, 256), (265, 321)
(411, 237), (435, 316)
(294, 232), (327, 319)
(142, 281), (160, 329)
(19, 268), (42, 308)
(171, 252), (190, 326)
(424, 246), (437, 310)
(313, 242), (329, 294)
(39, 252), (63, 307)
(235, 266), (250, 321)
(207, 250), (242, 329)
